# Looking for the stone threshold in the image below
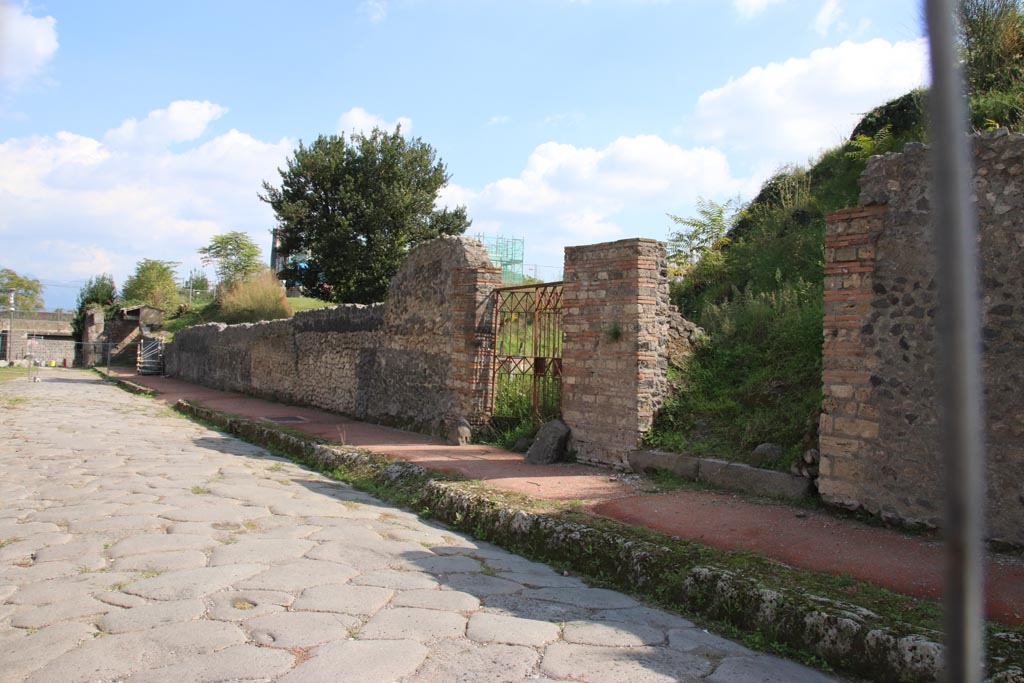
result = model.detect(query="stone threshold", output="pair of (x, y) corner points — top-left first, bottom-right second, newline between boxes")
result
(627, 450), (813, 501)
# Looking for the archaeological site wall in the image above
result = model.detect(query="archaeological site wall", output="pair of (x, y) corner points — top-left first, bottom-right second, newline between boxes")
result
(819, 131), (1024, 545)
(166, 237), (501, 435)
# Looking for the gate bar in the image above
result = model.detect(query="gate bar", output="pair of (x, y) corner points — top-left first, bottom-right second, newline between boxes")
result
(925, 2), (986, 681)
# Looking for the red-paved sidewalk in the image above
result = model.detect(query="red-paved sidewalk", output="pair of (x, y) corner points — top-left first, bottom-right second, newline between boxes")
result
(109, 368), (1024, 626)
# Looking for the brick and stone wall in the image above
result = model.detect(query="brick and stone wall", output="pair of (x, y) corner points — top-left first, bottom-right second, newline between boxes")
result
(819, 132), (1024, 545)
(166, 237), (501, 435)
(561, 238), (690, 467)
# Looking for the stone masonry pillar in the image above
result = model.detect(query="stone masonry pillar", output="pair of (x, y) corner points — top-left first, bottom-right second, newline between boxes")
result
(561, 238), (673, 467)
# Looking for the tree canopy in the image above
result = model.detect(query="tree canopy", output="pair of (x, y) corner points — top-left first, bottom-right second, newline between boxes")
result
(199, 231), (263, 288)
(260, 127), (471, 304)
(121, 259), (179, 310)
(0, 269), (44, 314)
(71, 274), (116, 339)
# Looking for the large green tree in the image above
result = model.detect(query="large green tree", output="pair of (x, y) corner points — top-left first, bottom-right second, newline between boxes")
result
(71, 274), (116, 338)
(260, 126), (471, 304)
(121, 259), (179, 310)
(0, 269), (44, 314)
(198, 231), (262, 288)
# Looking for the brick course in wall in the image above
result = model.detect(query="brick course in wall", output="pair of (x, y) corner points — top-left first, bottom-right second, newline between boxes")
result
(561, 238), (686, 467)
(819, 132), (1024, 546)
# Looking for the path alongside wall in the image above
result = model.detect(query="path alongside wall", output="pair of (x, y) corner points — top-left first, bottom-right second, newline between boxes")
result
(819, 131), (1024, 546)
(166, 237), (501, 436)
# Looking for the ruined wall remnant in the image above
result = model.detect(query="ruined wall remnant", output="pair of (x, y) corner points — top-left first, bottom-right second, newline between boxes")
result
(166, 237), (502, 435)
(819, 131), (1024, 545)
(561, 238), (691, 467)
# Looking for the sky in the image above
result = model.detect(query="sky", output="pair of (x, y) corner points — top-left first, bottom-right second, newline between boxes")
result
(0, 0), (929, 310)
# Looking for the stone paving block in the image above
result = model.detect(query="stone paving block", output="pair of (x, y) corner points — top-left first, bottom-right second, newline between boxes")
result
(359, 606), (466, 641)
(278, 638), (428, 683)
(541, 642), (715, 683)
(592, 607), (695, 631)
(9, 594), (112, 629)
(391, 588), (481, 613)
(563, 620), (666, 647)
(307, 525), (385, 544)
(68, 515), (166, 534)
(407, 640), (540, 683)
(524, 586), (641, 609)
(93, 590), (148, 609)
(96, 598), (206, 633)
(0, 560), (82, 584)
(122, 643), (295, 683)
(123, 563), (266, 600)
(497, 570), (585, 588)
(413, 554), (485, 575)
(24, 619), (248, 683)
(245, 611), (359, 649)
(482, 595), (592, 623)
(158, 503), (271, 524)
(30, 502), (126, 522)
(668, 628), (752, 656)
(111, 549), (211, 573)
(206, 589), (293, 621)
(209, 538), (316, 566)
(352, 569), (440, 590)
(0, 620), (96, 683)
(31, 539), (106, 563)
(234, 558), (357, 592)
(467, 611), (561, 647)
(106, 533), (219, 557)
(442, 573), (525, 596)
(706, 655), (839, 683)
(291, 583), (394, 616)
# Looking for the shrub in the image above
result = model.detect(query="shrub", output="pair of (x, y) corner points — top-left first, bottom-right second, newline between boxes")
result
(216, 268), (293, 324)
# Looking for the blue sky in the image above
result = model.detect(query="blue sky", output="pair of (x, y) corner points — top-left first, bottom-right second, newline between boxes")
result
(1, 0), (928, 309)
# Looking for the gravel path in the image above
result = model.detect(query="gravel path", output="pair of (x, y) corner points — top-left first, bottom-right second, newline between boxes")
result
(0, 370), (840, 683)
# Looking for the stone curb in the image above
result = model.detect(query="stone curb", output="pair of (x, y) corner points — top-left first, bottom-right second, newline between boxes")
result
(628, 449), (812, 501)
(170, 399), (987, 683)
(101, 371), (156, 396)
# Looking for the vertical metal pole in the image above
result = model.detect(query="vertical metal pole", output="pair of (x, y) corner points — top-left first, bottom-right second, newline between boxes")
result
(6, 289), (14, 363)
(925, 2), (987, 682)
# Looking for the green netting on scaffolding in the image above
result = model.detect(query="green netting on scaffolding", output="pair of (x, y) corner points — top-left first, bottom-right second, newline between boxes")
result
(475, 233), (524, 284)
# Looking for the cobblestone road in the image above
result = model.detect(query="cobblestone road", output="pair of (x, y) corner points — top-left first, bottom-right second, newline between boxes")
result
(0, 371), (840, 682)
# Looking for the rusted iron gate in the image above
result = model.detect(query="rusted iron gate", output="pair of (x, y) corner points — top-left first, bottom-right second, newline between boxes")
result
(489, 282), (563, 425)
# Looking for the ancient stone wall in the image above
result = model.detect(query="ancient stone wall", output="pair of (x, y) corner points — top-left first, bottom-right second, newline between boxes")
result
(166, 237), (501, 435)
(561, 238), (688, 467)
(819, 131), (1024, 545)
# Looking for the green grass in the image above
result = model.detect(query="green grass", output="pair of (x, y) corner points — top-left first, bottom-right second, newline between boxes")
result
(288, 296), (335, 312)
(0, 366), (29, 383)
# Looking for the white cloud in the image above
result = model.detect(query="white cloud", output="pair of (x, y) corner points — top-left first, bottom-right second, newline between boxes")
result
(439, 135), (758, 267)
(0, 100), (293, 307)
(692, 38), (929, 165)
(0, 1), (58, 89)
(487, 115), (511, 126)
(541, 112), (585, 126)
(733, 0), (785, 19)
(814, 0), (842, 37)
(337, 107), (412, 136)
(359, 0), (387, 23)
(104, 100), (228, 149)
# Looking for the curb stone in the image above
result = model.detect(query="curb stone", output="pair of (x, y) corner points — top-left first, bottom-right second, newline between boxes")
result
(169, 399), (1018, 683)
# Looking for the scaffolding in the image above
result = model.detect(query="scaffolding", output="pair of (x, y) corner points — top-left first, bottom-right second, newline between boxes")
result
(475, 234), (525, 284)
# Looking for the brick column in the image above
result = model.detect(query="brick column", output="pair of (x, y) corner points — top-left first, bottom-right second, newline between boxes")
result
(561, 238), (671, 467)
(818, 205), (887, 505)
(449, 265), (502, 425)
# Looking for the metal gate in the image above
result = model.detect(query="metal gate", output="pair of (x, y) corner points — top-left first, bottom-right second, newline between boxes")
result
(489, 282), (563, 425)
(136, 338), (164, 375)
